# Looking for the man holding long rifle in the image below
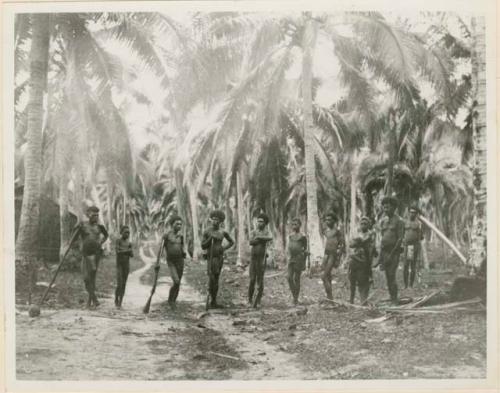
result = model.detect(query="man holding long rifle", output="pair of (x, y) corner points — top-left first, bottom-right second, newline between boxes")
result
(163, 216), (187, 309)
(143, 235), (165, 314)
(248, 213), (273, 308)
(73, 206), (109, 309)
(201, 210), (235, 309)
(376, 196), (405, 305)
(321, 213), (344, 300)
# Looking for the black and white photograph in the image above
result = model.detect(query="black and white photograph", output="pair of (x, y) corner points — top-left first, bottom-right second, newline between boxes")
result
(3, 0), (497, 391)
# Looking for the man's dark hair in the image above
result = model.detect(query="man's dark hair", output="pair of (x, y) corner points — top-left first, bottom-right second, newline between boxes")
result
(209, 209), (226, 222)
(87, 206), (99, 214)
(325, 212), (337, 221)
(381, 195), (397, 207)
(409, 204), (420, 213)
(292, 217), (301, 225)
(169, 215), (183, 226)
(257, 213), (269, 225)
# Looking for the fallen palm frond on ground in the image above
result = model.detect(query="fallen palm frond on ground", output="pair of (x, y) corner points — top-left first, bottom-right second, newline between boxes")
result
(385, 297), (483, 314)
(319, 289), (484, 323)
(361, 296), (484, 324)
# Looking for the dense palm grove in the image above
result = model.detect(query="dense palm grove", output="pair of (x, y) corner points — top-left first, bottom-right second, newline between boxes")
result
(14, 12), (486, 280)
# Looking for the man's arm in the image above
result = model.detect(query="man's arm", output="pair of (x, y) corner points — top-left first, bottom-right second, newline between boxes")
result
(249, 230), (259, 246)
(395, 218), (405, 251)
(99, 224), (109, 244)
(180, 234), (187, 258)
(223, 231), (235, 250)
(201, 230), (213, 250)
(300, 235), (308, 252)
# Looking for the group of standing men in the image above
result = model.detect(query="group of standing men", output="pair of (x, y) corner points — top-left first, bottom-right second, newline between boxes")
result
(70, 194), (423, 311)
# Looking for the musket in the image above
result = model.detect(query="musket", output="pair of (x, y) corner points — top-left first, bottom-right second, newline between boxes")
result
(143, 237), (164, 314)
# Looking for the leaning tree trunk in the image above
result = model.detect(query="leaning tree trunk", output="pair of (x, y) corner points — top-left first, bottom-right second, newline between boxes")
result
(384, 109), (398, 195)
(58, 175), (73, 258)
(106, 183), (114, 233)
(469, 16), (487, 272)
(188, 186), (201, 258)
(16, 14), (50, 297)
(301, 14), (322, 264)
(236, 170), (247, 266)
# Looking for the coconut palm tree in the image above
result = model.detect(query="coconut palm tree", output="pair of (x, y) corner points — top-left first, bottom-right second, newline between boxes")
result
(174, 11), (459, 264)
(15, 12), (185, 260)
(469, 16), (486, 271)
(15, 14), (50, 276)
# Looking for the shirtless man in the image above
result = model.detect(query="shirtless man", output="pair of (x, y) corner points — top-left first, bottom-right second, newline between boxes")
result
(73, 206), (108, 309)
(321, 213), (344, 300)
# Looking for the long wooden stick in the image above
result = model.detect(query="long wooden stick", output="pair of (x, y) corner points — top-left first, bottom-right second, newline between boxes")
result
(418, 215), (467, 264)
(39, 228), (80, 306)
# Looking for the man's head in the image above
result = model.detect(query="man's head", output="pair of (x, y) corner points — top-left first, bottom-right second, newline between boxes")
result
(209, 209), (225, 228)
(381, 196), (397, 216)
(120, 225), (130, 239)
(409, 205), (419, 220)
(256, 213), (269, 230)
(324, 212), (337, 228)
(360, 216), (371, 232)
(86, 206), (99, 224)
(349, 236), (364, 250)
(291, 217), (301, 232)
(169, 215), (183, 232)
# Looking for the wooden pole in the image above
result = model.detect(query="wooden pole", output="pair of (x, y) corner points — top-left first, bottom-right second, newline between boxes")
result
(418, 215), (467, 265)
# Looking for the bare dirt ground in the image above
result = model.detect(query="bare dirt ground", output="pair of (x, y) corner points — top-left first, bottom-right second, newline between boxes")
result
(15, 244), (486, 380)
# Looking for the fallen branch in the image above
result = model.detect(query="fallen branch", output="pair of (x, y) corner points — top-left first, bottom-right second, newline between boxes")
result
(386, 309), (452, 315)
(265, 272), (285, 279)
(417, 297), (482, 310)
(365, 315), (392, 323)
(385, 297), (482, 313)
(401, 290), (441, 309)
(207, 351), (240, 361)
(322, 298), (371, 310)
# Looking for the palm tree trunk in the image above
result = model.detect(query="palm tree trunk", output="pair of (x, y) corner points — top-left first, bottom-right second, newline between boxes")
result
(301, 14), (322, 264)
(343, 197), (349, 254)
(350, 154), (358, 236)
(58, 175), (72, 258)
(385, 110), (398, 195)
(469, 16), (487, 271)
(245, 193), (252, 235)
(188, 187), (201, 258)
(16, 14), (50, 291)
(106, 183), (113, 233)
(236, 170), (247, 266)
(123, 191), (127, 227)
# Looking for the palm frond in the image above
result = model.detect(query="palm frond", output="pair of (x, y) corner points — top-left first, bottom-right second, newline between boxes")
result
(329, 31), (376, 113)
(96, 16), (173, 88)
(348, 12), (420, 106)
(312, 104), (348, 149)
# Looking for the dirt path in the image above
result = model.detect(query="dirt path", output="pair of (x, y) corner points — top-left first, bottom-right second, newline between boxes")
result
(16, 248), (308, 380)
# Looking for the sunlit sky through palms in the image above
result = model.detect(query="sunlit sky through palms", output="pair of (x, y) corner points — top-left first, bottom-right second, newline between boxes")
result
(69, 11), (473, 153)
